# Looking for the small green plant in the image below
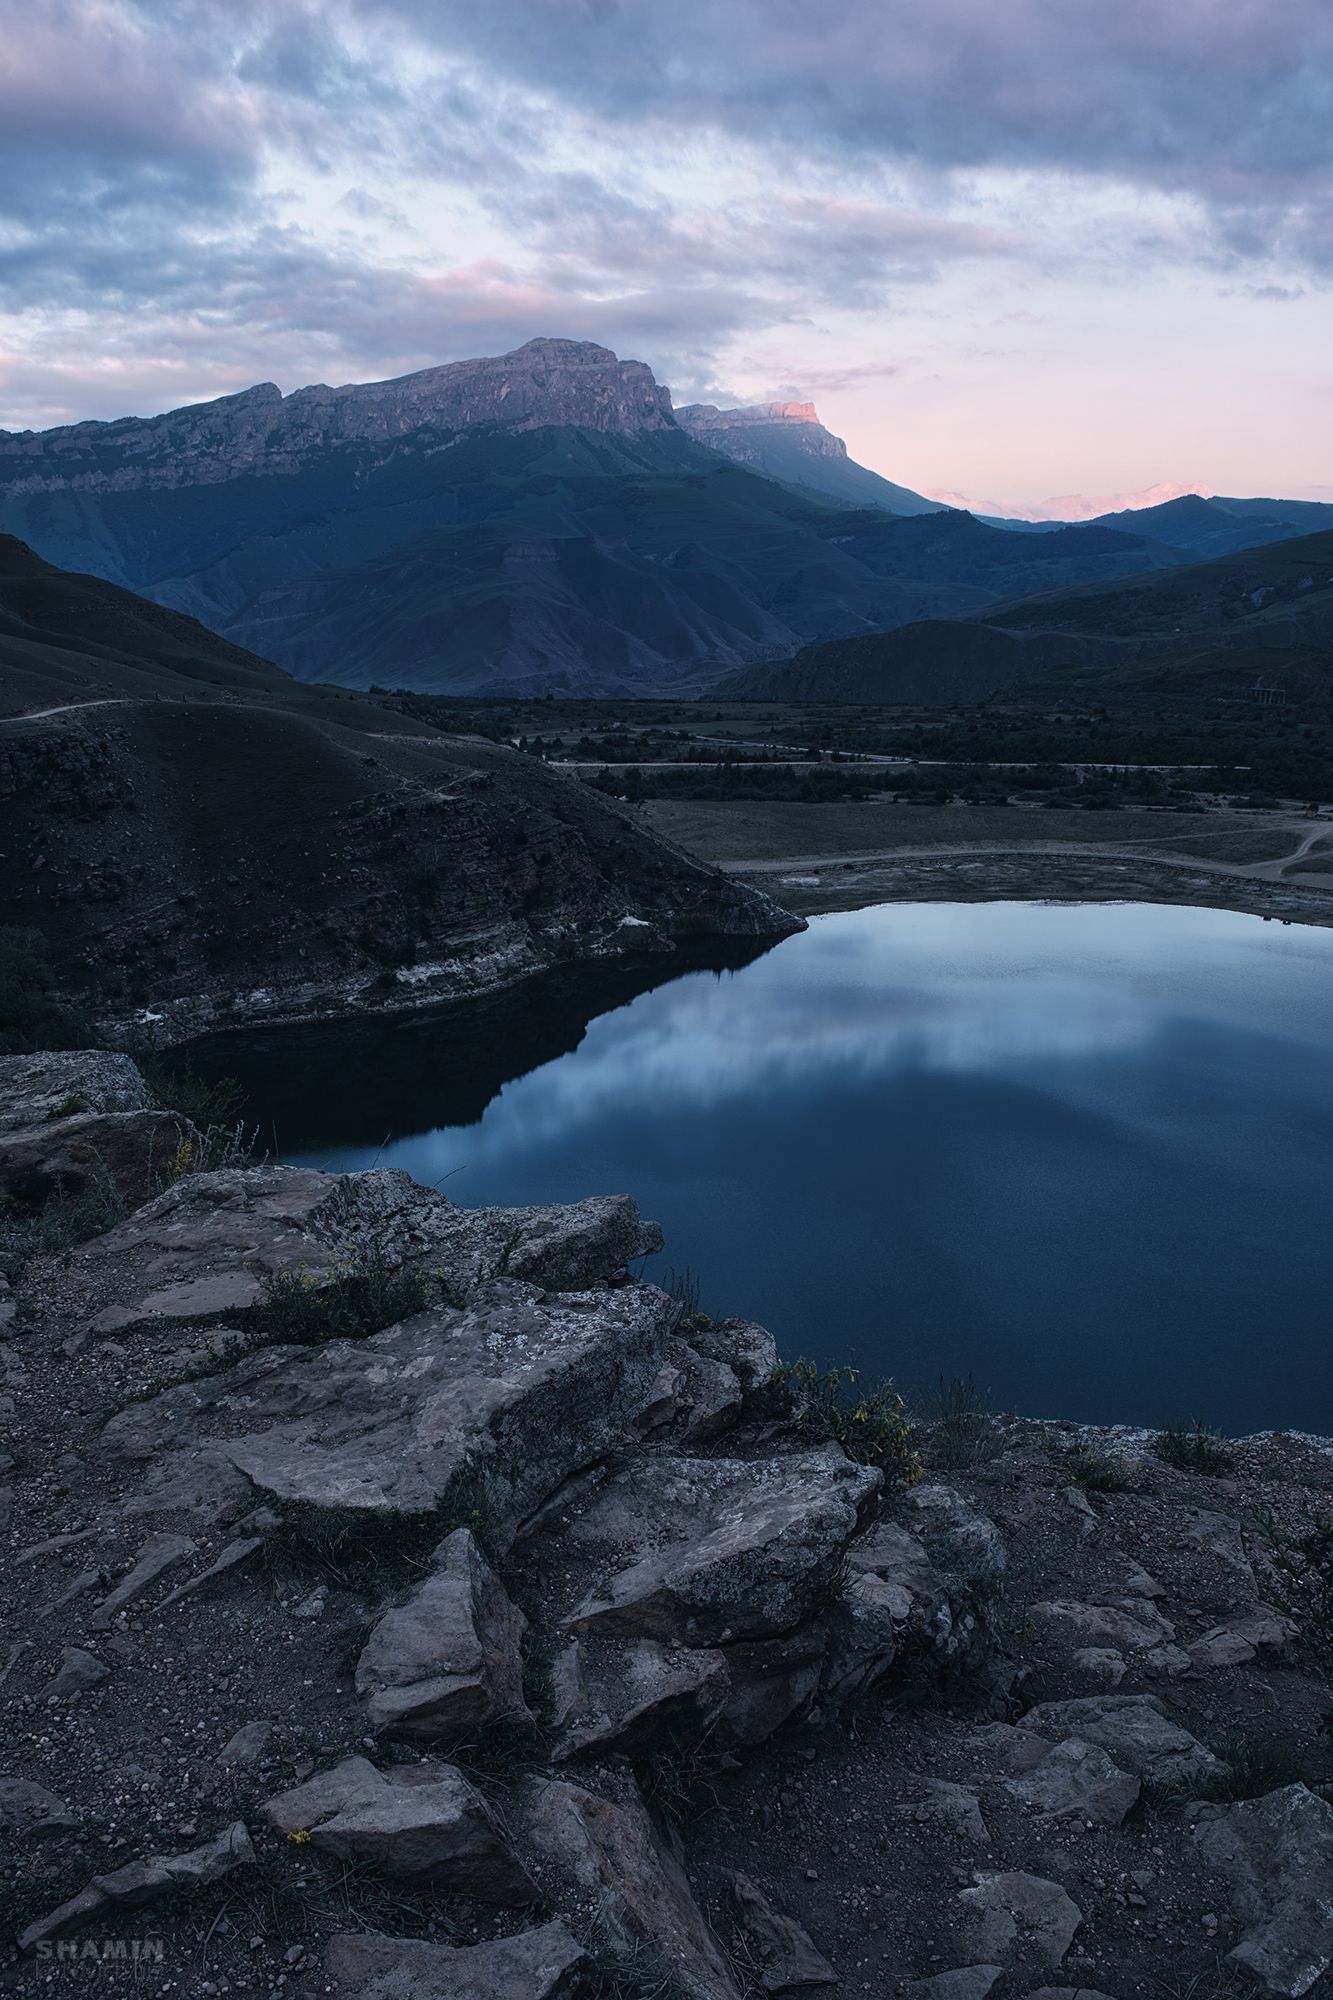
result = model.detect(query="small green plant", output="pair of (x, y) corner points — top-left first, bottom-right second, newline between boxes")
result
(246, 1241), (428, 1348)
(0, 1172), (126, 1281)
(1153, 1422), (1236, 1477)
(923, 1373), (1001, 1469)
(768, 1358), (919, 1491)
(1254, 1505), (1333, 1654)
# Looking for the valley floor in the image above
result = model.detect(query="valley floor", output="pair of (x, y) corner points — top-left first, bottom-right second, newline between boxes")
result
(640, 801), (1333, 926)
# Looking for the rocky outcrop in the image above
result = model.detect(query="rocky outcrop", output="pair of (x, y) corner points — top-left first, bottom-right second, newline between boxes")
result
(5, 1074), (1333, 1997)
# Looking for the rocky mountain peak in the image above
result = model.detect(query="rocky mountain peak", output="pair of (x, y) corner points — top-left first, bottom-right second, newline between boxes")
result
(0, 339), (677, 498)
(677, 398), (850, 464)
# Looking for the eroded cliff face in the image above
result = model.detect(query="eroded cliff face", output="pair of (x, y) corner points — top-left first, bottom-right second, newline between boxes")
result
(677, 399), (851, 464)
(0, 339), (677, 496)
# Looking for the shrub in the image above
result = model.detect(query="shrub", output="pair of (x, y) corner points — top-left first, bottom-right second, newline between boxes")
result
(1054, 1442), (1137, 1503)
(770, 1358), (919, 1492)
(1153, 1422), (1236, 1477)
(0, 1172), (126, 1281)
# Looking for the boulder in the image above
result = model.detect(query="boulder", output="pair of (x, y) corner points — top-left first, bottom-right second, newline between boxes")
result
(1193, 1783), (1333, 1996)
(685, 1317), (778, 1392)
(356, 1528), (529, 1741)
(896, 1496), (1000, 1584)
(1018, 1695), (1222, 1786)
(100, 1278), (676, 1545)
(1072, 1648), (1126, 1687)
(0, 1109), (201, 1216)
(1004, 1738), (1140, 1826)
(549, 1636), (731, 1762)
(564, 1446), (881, 1645)
(715, 1628), (829, 1748)
(1187, 1607), (1293, 1672)
(325, 1922), (591, 1999)
(19, 1822), (254, 1950)
(265, 1757), (534, 1901)
(77, 1164), (661, 1325)
(729, 1871), (839, 1991)
(513, 1776), (739, 2000)
(959, 1871), (1082, 1968)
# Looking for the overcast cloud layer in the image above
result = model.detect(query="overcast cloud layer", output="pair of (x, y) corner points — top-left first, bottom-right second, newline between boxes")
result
(1, 0), (1330, 503)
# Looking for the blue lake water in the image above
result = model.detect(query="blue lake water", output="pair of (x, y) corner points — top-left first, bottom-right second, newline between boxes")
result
(203, 902), (1333, 1434)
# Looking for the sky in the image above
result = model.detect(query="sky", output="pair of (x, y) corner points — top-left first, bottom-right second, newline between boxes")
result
(2, 0), (1331, 510)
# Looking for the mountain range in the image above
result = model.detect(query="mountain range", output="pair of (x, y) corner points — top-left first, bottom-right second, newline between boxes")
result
(2, 337), (1330, 699)
(732, 525), (1333, 706)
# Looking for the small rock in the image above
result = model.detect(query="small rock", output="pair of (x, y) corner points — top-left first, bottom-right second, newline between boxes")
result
(730, 1872), (839, 1991)
(959, 1871), (1083, 1967)
(43, 1647), (110, 1698)
(218, 1721), (275, 1768)
(1072, 1648), (1126, 1686)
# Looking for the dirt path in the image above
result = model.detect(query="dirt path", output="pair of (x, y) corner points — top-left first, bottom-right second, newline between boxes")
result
(724, 830), (1329, 888)
(0, 696), (129, 724)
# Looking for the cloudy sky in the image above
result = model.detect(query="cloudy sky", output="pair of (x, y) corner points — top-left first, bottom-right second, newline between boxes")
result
(3, 0), (1331, 508)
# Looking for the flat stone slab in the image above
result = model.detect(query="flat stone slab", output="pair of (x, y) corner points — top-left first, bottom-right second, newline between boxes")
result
(265, 1755), (535, 1901)
(101, 1278), (676, 1542)
(959, 1871), (1083, 1968)
(19, 1823), (254, 1950)
(563, 1445), (881, 1644)
(77, 1164), (662, 1325)
(325, 1923), (592, 1999)
(1005, 1738), (1141, 1826)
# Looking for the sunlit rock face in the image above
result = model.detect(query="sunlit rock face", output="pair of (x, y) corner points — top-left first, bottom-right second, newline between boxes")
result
(676, 397), (939, 513)
(0, 339), (677, 495)
(677, 398), (849, 463)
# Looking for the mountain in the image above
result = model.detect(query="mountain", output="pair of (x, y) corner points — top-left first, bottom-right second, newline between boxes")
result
(0, 340), (1180, 696)
(0, 536), (796, 1041)
(674, 400), (939, 515)
(1089, 493), (1333, 560)
(731, 526), (1333, 705)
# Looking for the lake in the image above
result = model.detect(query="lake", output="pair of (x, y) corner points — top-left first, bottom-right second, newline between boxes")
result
(193, 901), (1333, 1435)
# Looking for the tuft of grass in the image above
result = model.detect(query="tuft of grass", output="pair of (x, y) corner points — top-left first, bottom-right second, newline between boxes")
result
(1147, 1729), (1299, 1811)
(1254, 1504), (1333, 1654)
(640, 1723), (730, 1824)
(0, 1170), (126, 1281)
(245, 1241), (428, 1348)
(575, 1929), (684, 2000)
(762, 1358), (919, 1492)
(1152, 1422), (1236, 1477)
(662, 1264), (711, 1334)
(1053, 1442), (1137, 1505)
(922, 1374), (1002, 1470)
